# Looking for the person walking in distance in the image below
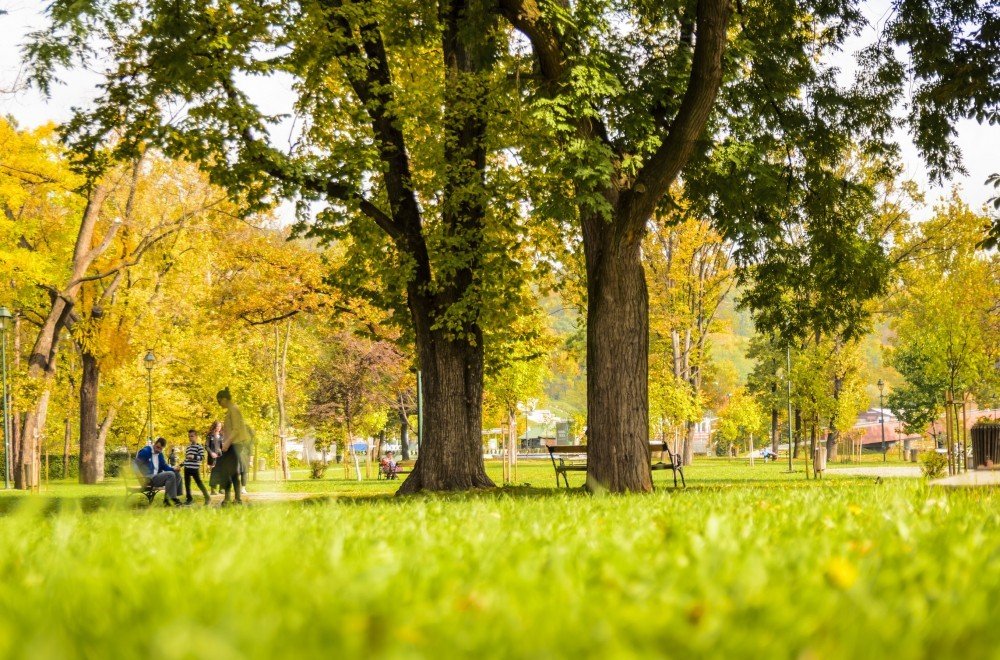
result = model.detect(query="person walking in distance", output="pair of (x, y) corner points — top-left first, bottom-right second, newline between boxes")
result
(205, 421), (223, 494)
(217, 387), (251, 505)
(183, 429), (211, 505)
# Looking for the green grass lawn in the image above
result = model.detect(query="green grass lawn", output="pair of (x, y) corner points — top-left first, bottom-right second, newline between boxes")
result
(0, 457), (996, 659)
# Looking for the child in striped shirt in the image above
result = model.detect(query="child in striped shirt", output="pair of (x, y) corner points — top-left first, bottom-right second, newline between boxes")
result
(183, 429), (211, 505)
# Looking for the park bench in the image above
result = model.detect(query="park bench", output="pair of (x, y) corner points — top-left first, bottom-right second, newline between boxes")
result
(378, 459), (414, 480)
(124, 458), (165, 505)
(547, 442), (686, 489)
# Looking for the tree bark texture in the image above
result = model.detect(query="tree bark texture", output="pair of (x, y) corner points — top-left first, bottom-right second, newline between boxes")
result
(398, 327), (492, 493)
(62, 416), (71, 479)
(78, 350), (103, 483)
(584, 225), (654, 493)
(771, 407), (779, 453)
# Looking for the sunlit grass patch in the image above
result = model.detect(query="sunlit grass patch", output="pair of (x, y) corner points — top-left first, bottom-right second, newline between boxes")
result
(0, 460), (997, 658)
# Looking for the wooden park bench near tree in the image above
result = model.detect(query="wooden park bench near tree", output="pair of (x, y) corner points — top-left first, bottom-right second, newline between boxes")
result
(548, 442), (686, 490)
(378, 460), (415, 481)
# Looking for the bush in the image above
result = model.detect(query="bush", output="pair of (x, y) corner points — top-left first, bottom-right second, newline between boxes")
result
(921, 451), (947, 479)
(105, 451), (130, 478)
(309, 460), (328, 479)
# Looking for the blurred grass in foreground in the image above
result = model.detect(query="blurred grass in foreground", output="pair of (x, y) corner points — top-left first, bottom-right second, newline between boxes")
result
(0, 459), (996, 659)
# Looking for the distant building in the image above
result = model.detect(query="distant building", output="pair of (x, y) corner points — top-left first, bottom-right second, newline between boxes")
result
(693, 416), (716, 454)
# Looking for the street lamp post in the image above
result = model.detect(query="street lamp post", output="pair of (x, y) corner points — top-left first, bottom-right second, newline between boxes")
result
(0, 307), (13, 489)
(878, 379), (887, 463)
(143, 349), (156, 445)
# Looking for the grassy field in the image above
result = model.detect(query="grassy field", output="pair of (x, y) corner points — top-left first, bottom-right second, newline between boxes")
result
(0, 458), (997, 659)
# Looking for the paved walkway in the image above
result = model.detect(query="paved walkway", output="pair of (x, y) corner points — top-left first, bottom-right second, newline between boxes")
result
(826, 466), (922, 478)
(201, 491), (322, 506)
(931, 471), (1000, 488)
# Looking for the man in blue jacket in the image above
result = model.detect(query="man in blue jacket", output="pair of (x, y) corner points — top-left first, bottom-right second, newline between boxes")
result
(135, 437), (183, 506)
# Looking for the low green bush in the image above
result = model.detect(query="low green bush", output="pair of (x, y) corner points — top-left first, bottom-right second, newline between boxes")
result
(309, 460), (328, 479)
(920, 450), (947, 478)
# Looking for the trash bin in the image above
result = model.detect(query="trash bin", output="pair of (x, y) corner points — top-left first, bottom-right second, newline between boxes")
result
(909, 449), (919, 463)
(813, 446), (827, 476)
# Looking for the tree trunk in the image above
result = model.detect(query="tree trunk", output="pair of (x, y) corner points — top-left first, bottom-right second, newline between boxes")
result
(683, 420), (695, 466)
(397, 329), (493, 493)
(508, 408), (518, 483)
(274, 321), (291, 480)
(771, 407), (779, 452)
(21, 389), (53, 490)
(793, 408), (802, 458)
(12, 413), (22, 490)
(62, 417), (71, 479)
(399, 412), (410, 461)
(19, 180), (113, 489)
(78, 350), (104, 483)
(394, 3), (495, 494)
(809, 422), (817, 478)
(826, 428), (839, 462)
(583, 223), (653, 493)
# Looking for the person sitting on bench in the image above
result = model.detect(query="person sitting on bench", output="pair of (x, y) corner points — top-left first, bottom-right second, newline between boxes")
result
(136, 437), (183, 506)
(380, 451), (398, 479)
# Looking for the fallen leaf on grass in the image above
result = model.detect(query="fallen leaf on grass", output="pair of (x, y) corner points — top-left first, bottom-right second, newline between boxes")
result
(824, 557), (858, 590)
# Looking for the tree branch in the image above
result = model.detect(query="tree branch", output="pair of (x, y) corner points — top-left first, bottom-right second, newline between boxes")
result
(619, 0), (731, 233)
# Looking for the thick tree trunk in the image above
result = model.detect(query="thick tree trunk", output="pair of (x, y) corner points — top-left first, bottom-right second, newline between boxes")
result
(397, 329), (493, 493)
(79, 350), (104, 483)
(584, 226), (653, 493)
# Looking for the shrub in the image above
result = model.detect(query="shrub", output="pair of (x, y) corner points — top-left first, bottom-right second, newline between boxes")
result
(309, 460), (328, 479)
(921, 451), (947, 479)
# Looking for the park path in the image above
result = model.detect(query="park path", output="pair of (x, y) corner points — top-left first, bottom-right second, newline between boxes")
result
(826, 466), (922, 478)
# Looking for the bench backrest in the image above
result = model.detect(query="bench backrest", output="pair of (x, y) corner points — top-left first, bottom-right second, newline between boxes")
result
(547, 445), (588, 454)
(547, 443), (679, 459)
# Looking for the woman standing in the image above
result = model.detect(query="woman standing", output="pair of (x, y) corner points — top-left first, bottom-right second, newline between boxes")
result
(205, 421), (223, 494)
(216, 387), (251, 505)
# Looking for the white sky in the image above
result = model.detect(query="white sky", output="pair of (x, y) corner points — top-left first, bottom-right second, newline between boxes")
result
(2, 0), (997, 221)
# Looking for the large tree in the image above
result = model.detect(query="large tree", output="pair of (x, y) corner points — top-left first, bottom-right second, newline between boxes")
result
(499, 0), (730, 491)
(28, 0), (518, 492)
(502, 0), (904, 490)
